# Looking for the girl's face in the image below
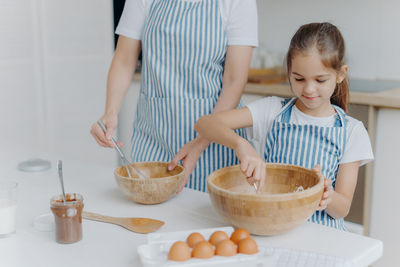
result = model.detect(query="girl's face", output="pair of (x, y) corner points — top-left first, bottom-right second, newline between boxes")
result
(289, 49), (346, 117)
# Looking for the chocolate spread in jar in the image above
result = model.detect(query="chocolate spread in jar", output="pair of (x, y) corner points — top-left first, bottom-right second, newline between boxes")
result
(50, 193), (84, 244)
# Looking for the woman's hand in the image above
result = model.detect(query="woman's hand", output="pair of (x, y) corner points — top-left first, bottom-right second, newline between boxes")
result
(235, 139), (265, 193)
(313, 165), (334, 210)
(90, 113), (121, 148)
(168, 136), (210, 194)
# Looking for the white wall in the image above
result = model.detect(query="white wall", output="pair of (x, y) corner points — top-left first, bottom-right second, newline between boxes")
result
(0, 0), (116, 166)
(256, 0), (400, 80)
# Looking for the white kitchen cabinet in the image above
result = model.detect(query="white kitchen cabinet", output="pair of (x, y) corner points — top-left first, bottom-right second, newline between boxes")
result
(0, 0), (116, 166)
(370, 106), (400, 267)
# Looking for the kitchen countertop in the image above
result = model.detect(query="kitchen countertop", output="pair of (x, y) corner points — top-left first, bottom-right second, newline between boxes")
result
(244, 79), (400, 109)
(132, 73), (400, 109)
(0, 158), (382, 266)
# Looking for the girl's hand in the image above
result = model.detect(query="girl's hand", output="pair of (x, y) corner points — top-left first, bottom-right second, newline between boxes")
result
(313, 165), (333, 210)
(90, 113), (121, 148)
(236, 139), (265, 193)
(168, 136), (210, 194)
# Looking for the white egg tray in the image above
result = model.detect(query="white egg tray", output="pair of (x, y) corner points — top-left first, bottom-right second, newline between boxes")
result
(137, 227), (277, 267)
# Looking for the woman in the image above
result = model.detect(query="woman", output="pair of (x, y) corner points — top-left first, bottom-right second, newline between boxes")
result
(91, 0), (258, 192)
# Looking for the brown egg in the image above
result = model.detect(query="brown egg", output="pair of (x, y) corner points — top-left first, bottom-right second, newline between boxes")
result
(192, 241), (215, 259)
(186, 232), (205, 248)
(215, 239), (237, 257)
(168, 241), (191, 261)
(237, 237), (258, 254)
(208, 230), (229, 246)
(230, 228), (250, 244)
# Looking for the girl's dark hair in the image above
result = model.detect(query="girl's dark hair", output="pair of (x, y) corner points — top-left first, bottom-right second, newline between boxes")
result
(286, 22), (349, 112)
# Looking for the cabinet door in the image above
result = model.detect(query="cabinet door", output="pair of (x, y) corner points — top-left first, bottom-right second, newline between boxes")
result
(42, 0), (116, 165)
(370, 109), (400, 267)
(1, 0), (116, 166)
(0, 1), (44, 160)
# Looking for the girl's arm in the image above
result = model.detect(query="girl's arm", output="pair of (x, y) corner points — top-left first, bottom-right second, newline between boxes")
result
(318, 161), (360, 219)
(90, 36), (141, 147)
(195, 108), (252, 149)
(170, 46), (254, 192)
(195, 108), (266, 192)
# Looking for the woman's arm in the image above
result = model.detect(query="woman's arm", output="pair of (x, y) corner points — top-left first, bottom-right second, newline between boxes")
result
(90, 36), (141, 147)
(214, 45), (253, 112)
(319, 161), (360, 219)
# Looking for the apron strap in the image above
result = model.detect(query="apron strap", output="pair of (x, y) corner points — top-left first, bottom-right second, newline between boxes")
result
(332, 105), (347, 127)
(277, 98), (347, 127)
(278, 98), (297, 123)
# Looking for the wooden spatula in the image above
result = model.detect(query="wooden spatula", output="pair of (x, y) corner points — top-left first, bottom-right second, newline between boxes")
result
(82, 211), (164, 234)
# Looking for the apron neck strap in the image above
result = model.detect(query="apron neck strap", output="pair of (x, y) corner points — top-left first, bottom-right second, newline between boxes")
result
(278, 98), (347, 126)
(332, 105), (347, 127)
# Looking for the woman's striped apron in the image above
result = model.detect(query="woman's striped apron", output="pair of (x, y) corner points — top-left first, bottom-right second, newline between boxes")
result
(265, 98), (347, 230)
(130, 0), (245, 192)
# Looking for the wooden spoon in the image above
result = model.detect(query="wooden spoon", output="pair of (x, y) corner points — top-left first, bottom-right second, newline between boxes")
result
(82, 211), (164, 234)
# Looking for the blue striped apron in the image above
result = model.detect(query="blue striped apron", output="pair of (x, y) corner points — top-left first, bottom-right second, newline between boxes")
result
(130, 0), (246, 192)
(265, 98), (347, 230)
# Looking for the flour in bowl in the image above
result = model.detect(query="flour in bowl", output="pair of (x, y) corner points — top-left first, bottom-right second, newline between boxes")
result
(228, 185), (257, 195)
(294, 186), (304, 192)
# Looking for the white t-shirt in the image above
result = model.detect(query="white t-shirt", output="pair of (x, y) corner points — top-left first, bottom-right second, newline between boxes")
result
(116, 0), (258, 47)
(247, 96), (374, 166)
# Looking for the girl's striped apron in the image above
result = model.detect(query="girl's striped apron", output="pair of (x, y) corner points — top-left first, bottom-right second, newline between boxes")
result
(130, 0), (245, 192)
(265, 98), (347, 230)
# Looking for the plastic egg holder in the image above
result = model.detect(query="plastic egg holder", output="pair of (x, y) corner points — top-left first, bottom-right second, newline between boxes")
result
(114, 162), (185, 204)
(137, 227), (276, 267)
(207, 163), (324, 235)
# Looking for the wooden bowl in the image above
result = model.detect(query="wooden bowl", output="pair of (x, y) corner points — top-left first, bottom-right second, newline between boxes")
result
(207, 164), (323, 235)
(114, 162), (185, 205)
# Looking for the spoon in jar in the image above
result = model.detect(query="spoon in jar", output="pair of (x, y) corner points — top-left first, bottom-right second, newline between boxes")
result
(57, 160), (66, 204)
(97, 120), (147, 179)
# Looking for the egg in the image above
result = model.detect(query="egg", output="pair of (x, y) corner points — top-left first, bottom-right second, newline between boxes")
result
(208, 230), (229, 246)
(192, 241), (214, 259)
(230, 228), (250, 244)
(186, 232), (205, 248)
(215, 239), (237, 257)
(168, 241), (191, 261)
(237, 237), (258, 254)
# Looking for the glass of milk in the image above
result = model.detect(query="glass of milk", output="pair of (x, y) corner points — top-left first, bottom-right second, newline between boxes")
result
(0, 181), (18, 237)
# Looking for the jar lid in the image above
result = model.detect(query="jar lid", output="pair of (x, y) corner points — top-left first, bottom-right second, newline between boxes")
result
(33, 213), (54, 232)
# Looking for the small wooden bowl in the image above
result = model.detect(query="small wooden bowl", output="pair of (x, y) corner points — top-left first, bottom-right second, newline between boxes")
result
(114, 162), (185, 205)
(207, 164), (323, 235)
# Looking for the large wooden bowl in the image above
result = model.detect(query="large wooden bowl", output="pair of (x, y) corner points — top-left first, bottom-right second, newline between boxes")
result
(207, 164), (323, 235)
(114, 162), (185, 204)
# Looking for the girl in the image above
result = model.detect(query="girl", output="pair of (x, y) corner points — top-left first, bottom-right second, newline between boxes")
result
(195, 22), (373, 230)
(90, 0), (258, 193)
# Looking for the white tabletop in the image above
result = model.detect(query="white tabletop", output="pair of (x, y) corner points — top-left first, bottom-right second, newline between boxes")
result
(0, 159), (382, 267)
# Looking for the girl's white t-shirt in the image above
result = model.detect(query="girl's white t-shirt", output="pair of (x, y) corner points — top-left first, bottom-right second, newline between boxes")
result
(116, 0), (258, 47)
(247, 96), (374, 166)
